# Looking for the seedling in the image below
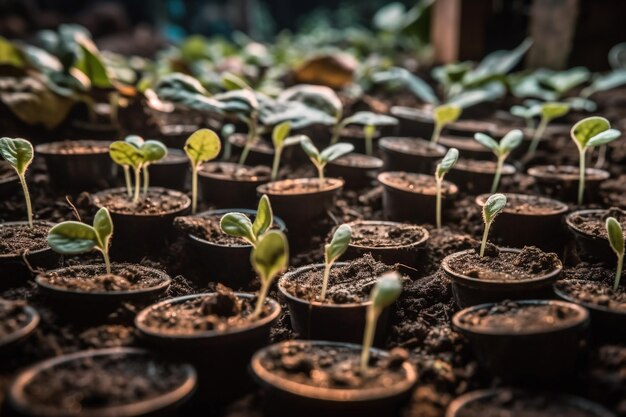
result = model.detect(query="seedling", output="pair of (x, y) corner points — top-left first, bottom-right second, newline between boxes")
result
(474, 129), (523, 193)
(360, 272), (402, 373)
(510, 104), (539, 130)
(606, 217), (624, 291)
(0, 137), (34, 227)
(300, 138), (354, 186)
(319, 224), (352, 302)
(220, 195), (273, 247)
(47, 207), (114, 274)
(570, 117), (621, 205)
(184, 128), (222, 214)
(435, 148), (459, 229)
(220, 74), (259, 166)
(250, 230), (288, 319)
(479, 193), (507, 257)
(330, 112), (398, 156)
(271, 121), (305, 181)
(526, 102), (570, 158)
(137, 139), (168, 196)
(430, 105), (462, 147)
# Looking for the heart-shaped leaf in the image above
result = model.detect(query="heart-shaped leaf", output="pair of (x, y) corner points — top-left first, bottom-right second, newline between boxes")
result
(436, 148), (459, 177)
(571, 117), (612, 149)
(0, 137), (33, 175)
(606, 217), (624, 257)
(500, 129), (524, 152)
(140, 140), (168, 163)
(184, 128), (221, 167)
(251, 230), (289, 284)
(433, 105), (461, 126)
(482, 193), (507, 225)
(473, 133), (499, 152)
(325, 224), (352, 264)
(93, 207), (113, 248)
(47, 221), (98, 255)
(220, 213), (255, 245)
(272, 121), (292, 149)
(109, 141), (143, 169)
(252, 195), (273, 238)
(541, 102), (569, 121)
(320, 143), (354, 163)
(370, 272), (403, 310)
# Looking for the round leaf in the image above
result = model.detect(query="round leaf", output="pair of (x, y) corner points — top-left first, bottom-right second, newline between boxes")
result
(272, 121), (292, 149)
(0, 137), (33, 175)
(300, 137), (320, 161)
(586, 129), (622, 148)
(47, 221), (97, 255)
(606, 217), (624, 257)
(325, 224), (352, 264)
(320, 143), (354, 163)
(184, 129), (221, 167)
(436, 148), (459, 177)
(93, 207), (113, 248)
(500, 129), (524, 153)
(571, 116), (612, 149)
(482, 193), (507, 224)
(109, 141), (143, 169)
(370, 272), (403, 310)
(473, 133), (499, 152)
(433, 105), (462, 126)
(140, 140), (168, 163)
(540, 102), (569, 121)
(220, 213), (255, 244)
(251, 230), (289, 284)
(124, 135), (144, 148)
(252, 195), (273, 237)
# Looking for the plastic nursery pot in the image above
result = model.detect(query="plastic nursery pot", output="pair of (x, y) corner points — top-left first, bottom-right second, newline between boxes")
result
(135, 293), (280, 406)
(528, 165), (610, 203)
(0, 161), (20, 198)
(278, 262), (393, 345)
(92, 187), (191, 260)
(446, 159), (516, 195)
(445, 388), (616, 417)
(35, 263), (171, 323)
(441, 248), (563, 308)
(198, 161), (271, 209)
(0, 221), (61, 289)
(228, 133), (274, 166)
(250, 340), (417, 417)
(326, 153), (383, 189)
(182, 208), (286, 287)
(379, 137), (446, 174)
(148, 148), (188, 191)
(378, 171), (458, 224)
(389, 106), (434, 138)
(335, 126), (390, 155)
(35, 140), (117, 190)
(475, 193), (569, 251)
(0, 301), (39, 354)
(438, 135), (493, 161)
(343, 220), (429, 273)
(67, 119), (121, 141)
(158, 124), (202, 149)
(452, 300), (589, 383)
(7, 347), (197, 417)
(565, 209), (620, 263)
(445, 119), (497, 138)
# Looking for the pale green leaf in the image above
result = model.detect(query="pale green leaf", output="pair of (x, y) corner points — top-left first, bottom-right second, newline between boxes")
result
(252, 195), (273, 237)
(220, 213), (255, 245)
(436, 148), (459, 177)
(370, 272), (403, 309)
(93, 207), (113, 249)
(47, 221), (98, 255)
(482, 193), (507, 224)
(251, 230), (289, 284)
(325, 224), (352, 264)
(571, 116), (612, 149)
(184, 128), (221, 167)
(109, 141), (143, 169)
(606, 217), (624, 256)
(320, 143), (354, 163)
(272, 121), (292, 149)
(0, 137), (33, 175)
(433, 105), (461, 126)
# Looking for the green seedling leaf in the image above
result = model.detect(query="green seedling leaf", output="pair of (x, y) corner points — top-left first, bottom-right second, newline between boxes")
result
(606, 216), (625, 290)
(541, 102), (570, 121)
(278, 84), (343, 118)
(571, 116), (613, 150)
(272, 121), (292, 149)
(223, 72), (251, 91)
(586, 129), (622, 148)
(140, 140), (168, 163)
(473, 133), (499, 152)
(109, 141), (143, 169)
(482, 193), (507, 224)
(251, 231), (288, 284)
(184, 128), (222, 167)
(125, 134), (144, 148)
(93, 207), (113, 248)
(0, 137), (33, 175)
(433, 105), (462, 126)
(300, 137), (321, 161)
(252, 195), (273, 238)
(500, 129), (524, 152)
(436, 148), (459, 178)
(47, 221), (98, 254)
(325, 224), (352, 265)
(343, 111), (399, 128)
(372, 67), (439, 105)
(320, 143), (354, 163)
(220, 213), (256, 245)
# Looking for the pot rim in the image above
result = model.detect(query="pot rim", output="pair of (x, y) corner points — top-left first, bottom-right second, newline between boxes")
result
(527, 165), (610, 181)
(565, 209), (615, 241)
(251, 340), (416, 402)
(153, 148), (188, 166)
(198, 161), (271, 183)
(257, 177), (344, 196)
(345, 220), (429, 250)
(8, 347), (197, 417)
(135, 292), (281, 339)
(451, 159), (516, 175)
(378, 136), (447, 156)
(452, 299), (589, 337)
(92, 187), (191, 217)
(442, 248), (563, 286)
(377, 171), (458, 197)
(0, 220), (55, 259)
(327, 153), (384, 169)
(389, 105), (433, 123)
(228, 133), (274, 155)
(554, 279), (626, 317)
(475, 193), (569, 217)
(35, 263), (171, 297)
(0, 301), (39, 349)
(35, 140), (113, 156)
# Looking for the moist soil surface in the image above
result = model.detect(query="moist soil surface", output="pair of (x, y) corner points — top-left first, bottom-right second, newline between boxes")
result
(530, 165), (608, 180)
(21, 353), (190, 412)
(457, 300), (582, 332)
(39, 264), (168, 293)
(479, 193), (567, 215)
(139, 284), (272, 334)
(556, 279), (626, 312)
(349, 221), (426, 248)
(199, 162), (270, 181)
(0, 222), (50, 255)
(446, 246), (560, 281)
(381, 172), (455, 195)
(453, 159), (515, 174)
(257, 342), (410, 390)
(568, 208), (626, 239)
(381, 137), (444, 156)
(259, 178), (340, 194)
(93, 188), (189, 215)
(0, 300), (31, 340)
(330, 154), (382, 168)
(37, 140), (110, 155)
(281, 254), (401, 304)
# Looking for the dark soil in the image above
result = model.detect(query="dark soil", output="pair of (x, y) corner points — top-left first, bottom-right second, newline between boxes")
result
(138, 284), (273, 334)
(259, 178), (340, 194)
(349, 221), (426, 248)
(93, 188), (189, 215)
(453, 159), (515, 174)
(257, 342), (410, 389)
(199, 162), (270, 181)
(0, 222), (50, 255)
(381, 172), (455, 195)
(330, 154), (382, 168)
(174, 213), (247, 245)
(0, 300), (31, 340)
(568, 208), (626, 239)
(457, 300), (582, 332)
(446, 246), (561, 281)
(479, 193), (567, 215)
(39, 264), (168, 292)
(36, 140), (110, 155)
(381, 137), (444, 156)
(556, 279), (626, 312)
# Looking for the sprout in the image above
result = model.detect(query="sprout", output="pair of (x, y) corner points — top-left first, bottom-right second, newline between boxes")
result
(250, 230), (289, 320)
(435, 148), (459, 229)
(0, 137), (34, 227)
(184, 129), (222, 214)
(431, 105), (462, 147)
(360, 272), (402, 373)
(479, 193), (507, 257)
(474, 129), (523, 193)
(570, 117), (622, 205)
(138, 140), (168, 196)
(330, 112), (398, 156)
(300, 138), (354, 186)
(606, 217), (624, 290)
(271, 121), (305, 181)
(47, 207), (114, 274)
(319, 224), (352, 302)
(510, 104), (539, 130)
(220, 194), (273, 247)
(526, 102), (570, 158)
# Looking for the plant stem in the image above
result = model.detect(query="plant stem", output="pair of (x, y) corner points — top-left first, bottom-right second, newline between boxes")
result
(102, 249), (111, 275)
(317, 164), (325, 189)
(595, 145), (607, 169)
(480, 222), (491, 257)
(133, 167), (141, 203)
(320, 261), (331, 301)
(614, 254), (623, 291)
(238, 118), (257, 166)
(18, 173), (33, 228)
(578, 149), (586, 205)
(271, 148), (282, 181)
(191, 165), (198, 214)
(527, 116), (547, 158)
(142, 165), (149, 196)
(435, 176), (443, 229)
(252, 280), (270, 319)
(123, 166), (132, 197)
(360, 307), (379, 373)
(429, 123), (442, 148)
(491, 156), (504, 194)
(330, 122), (341, 145)
(365, 130), (374, 156)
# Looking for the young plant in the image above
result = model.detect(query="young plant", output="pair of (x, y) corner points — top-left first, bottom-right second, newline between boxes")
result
(474, 129), (523, 193)
(526, 102), (570, 158)
(184, 128), (222, 214)
(250, 230), (288, 319)
(435, 148), (459, 229)
(510, 104), (539, 130)
(361, 272), (402, 373)
(137, 140), (168, 196)
(300, 138), (354, 186)
(220, 194), (273, 247)
(271, 121), (305, 181)
(570, 117), (622, 205)
(606, 217), (624, 291)
(329, 112), (398, 156)
(479, 193), (507, 257)
(47, 207), (114, 274)
(319, 224), (352, 302)
(430, 105), (462, 147)
(0, 137), (34, 227)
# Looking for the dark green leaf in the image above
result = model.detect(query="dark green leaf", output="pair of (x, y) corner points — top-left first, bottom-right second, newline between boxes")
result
(47, 221), (97, 255)
(220, 213), (255, 244)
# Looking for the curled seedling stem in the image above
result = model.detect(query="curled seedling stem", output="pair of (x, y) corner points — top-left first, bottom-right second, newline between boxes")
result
(435, 148), (459, 229)
(0, 137), (34, 227)
(320, 224), (352, 302)
(606, 217), (624, 290)
(480, 193), (507, 257)
(184, 129), (222, 213)
(220, 194), (273, 247)
(250, 230), (288, 319)
(474, 130), (523, 193)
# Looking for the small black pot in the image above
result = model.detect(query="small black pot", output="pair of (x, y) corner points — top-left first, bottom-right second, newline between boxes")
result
(278, 263), (392, 345)
(528, 165), (610, 203)
(475, 193), (569, 251)
(326, 153), (383, 189)
(228, 134), (274, 166)
(438, 135), (493, 160)
(36, 140), (117, 191)
(198, 161), (270, 209)
(378, 172), (458, 224)
(379, 137), (446, 174)
(446, 160), (516, 195)
(135, 293), (280, 406)
(389, 106), (434, 138)
(0, 301), (39, 353)
(158, 124), (202, 149)
(442, 248), (563, 308)
(7, 347), (196, 417)
(148, 148), (188, 191)
(445, 119), (496, 137)
(565, 210), (614, 263)
(250, 340), (417, 417)
(67, 119), (121, 141)
(452, 300), (589, 383)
